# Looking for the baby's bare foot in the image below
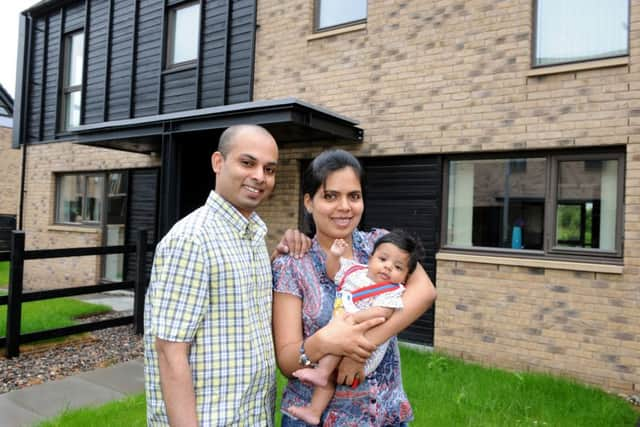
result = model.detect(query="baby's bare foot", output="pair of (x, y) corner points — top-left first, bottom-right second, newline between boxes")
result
(293, 367), (329, 387)
(287, 406), (321, 426)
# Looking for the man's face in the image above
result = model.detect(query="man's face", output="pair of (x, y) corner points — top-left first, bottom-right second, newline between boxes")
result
(212, 129), (278, 217)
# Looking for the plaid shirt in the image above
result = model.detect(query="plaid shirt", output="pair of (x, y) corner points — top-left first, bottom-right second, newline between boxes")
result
(144, 191), (275, 426)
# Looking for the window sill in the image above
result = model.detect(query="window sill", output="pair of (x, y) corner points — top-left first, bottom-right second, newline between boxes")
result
(162, 62), (197, 75)
(307, 23), (366, 41)
(48, 224), (100, 233)
(527, 56), (629, 77)
(436, 251), (623, 275)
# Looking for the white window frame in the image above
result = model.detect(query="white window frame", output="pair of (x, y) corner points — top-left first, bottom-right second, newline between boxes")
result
(166, 1), (201, 69)
(314, 0), (367, 32)
(533, 0), (629, 67)
(60, 30), (84, 131)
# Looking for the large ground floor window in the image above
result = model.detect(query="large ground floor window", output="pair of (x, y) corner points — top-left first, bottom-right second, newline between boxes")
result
(55, 171), (129, 281)
(444, 149), (624, 260)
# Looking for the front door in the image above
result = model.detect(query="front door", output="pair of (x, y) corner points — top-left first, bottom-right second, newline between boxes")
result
(360, 155), (442, 346)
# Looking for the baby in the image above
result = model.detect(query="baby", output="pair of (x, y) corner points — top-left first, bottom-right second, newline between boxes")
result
(287, 229), (422, 425)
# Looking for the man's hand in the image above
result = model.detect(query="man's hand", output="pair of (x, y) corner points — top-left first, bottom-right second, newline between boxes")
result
(273, 229), (311, 259)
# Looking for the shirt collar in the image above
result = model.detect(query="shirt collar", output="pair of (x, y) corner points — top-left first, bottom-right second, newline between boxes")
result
(205, 191), (267, 240)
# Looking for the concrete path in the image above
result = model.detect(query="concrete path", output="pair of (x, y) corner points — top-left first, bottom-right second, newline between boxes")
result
(0, 291), (143, 426)
(78, 290), (135, 312)
(0, 359), (144, 426)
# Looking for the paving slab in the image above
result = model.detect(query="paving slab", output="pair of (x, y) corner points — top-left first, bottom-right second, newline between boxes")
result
(76, 359), (144, 395)
(5, 377), (126, 419)
(0, 397), (41, 427)
(78, 291), (134, 312)
(0, 359), (144, 426)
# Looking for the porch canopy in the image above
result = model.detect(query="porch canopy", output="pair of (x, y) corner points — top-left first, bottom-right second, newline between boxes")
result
(73, 98), (363, 153)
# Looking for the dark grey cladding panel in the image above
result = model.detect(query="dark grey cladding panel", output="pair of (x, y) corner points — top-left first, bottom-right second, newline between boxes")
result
(162, 68), (197, 113)
(64, 0), (84, 31)
(26, 18), (45, 142)
(125, 168), (159, 282)
(133, 0), (162, 118)
(200, 0), (230, 108)
(107, 0), (135, 121)
(225, 0), (255, 104)
(42, 11), (61, 140)
(84, 0), (109, 124)
(20, 0), (258, 144)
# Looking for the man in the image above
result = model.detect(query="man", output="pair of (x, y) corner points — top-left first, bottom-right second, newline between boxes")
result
(144, 124), (292, 426)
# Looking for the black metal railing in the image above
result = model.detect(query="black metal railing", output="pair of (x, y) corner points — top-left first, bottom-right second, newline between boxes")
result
(0, 230), (150, 358)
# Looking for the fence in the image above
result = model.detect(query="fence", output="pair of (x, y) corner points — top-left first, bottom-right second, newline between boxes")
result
(0, 230), (150, 358)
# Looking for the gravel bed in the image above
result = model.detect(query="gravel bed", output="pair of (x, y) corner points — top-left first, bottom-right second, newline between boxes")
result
(0, 311), (143, 394)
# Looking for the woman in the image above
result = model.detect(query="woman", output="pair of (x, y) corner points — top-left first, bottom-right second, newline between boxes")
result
(272, 149), (437, 426)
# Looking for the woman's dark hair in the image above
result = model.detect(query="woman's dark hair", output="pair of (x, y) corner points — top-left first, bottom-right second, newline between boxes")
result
(373, 229), (423, 274)
(302, 149), (365, 236)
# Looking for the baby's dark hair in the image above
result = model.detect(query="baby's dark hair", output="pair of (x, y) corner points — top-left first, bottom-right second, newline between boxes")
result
(373, 229), (423, 274)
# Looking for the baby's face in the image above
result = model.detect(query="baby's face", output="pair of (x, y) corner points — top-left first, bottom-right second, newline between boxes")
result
(368, 243), (410, 284)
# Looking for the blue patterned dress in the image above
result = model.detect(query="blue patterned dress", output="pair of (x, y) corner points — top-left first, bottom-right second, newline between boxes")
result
(272, 229), (413, 426)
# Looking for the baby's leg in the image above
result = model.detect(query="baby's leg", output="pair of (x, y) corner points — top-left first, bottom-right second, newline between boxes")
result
(293, 354), (340, 387)
(287, 381), (336, 425)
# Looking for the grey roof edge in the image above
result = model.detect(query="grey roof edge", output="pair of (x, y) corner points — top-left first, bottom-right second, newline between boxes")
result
(22, 0), (72, 16)
(74, 98), (359, 134)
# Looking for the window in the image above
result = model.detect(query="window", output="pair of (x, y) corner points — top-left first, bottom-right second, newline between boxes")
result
(60, 31), (84, 130)
(55, 172), (127, 226)
(534, 0), (629, 67)
(166, 1), (200, 68)
(56, 174), (104, 225)
(444, 151), (624, 259)
(315, 0), (367, 31)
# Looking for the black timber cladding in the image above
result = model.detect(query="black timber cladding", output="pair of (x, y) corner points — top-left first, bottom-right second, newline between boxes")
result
(125, 168), (159, 282)
(360, 155), (442, 346)
(17, 0), (258, 144)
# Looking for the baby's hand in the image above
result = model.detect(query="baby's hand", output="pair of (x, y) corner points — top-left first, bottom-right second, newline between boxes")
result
(330, 239), (349, 257)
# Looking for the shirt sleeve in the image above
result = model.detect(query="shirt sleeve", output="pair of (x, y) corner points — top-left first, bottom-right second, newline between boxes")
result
(333, 257), (357, 288)
(148, 233), (210, 342)
(272, 255), (302, 298)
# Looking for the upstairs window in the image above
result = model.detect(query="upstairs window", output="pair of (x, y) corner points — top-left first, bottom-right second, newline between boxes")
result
(166, 1), (200, 68)
(534, 0), (629, 67)
(315, 0), (367, 32)
(444, 151), (624, 260)
(60, 31), (84, 130)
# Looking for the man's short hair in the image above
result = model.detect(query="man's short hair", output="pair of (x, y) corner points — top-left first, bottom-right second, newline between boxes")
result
(217, 125), (274, 157)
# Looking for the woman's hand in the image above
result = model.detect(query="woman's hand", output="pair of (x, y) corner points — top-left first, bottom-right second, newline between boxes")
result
(317, 312), (385, 362)
(337, 357), (365, 388)
(272, 229), (311, 260)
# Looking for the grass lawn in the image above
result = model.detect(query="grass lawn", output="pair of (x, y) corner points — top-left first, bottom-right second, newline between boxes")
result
(34, 346), (638, 427)
(0, 297), (111, 338)
(0, 260), (8, 286)
(0, 260), (111, 339)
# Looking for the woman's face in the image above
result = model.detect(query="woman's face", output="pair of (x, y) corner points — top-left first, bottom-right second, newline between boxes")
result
(304, 167), (364, 249)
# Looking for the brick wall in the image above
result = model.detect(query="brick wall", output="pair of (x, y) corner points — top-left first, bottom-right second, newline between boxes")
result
(254, 0), (640, 393)
(0, 126), (20, 216)
(21, 142), (159, 290)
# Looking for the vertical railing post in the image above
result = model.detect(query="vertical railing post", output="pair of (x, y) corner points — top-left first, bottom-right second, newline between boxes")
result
(133, 230), (147, 335)
(6, 231), (25, 358)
